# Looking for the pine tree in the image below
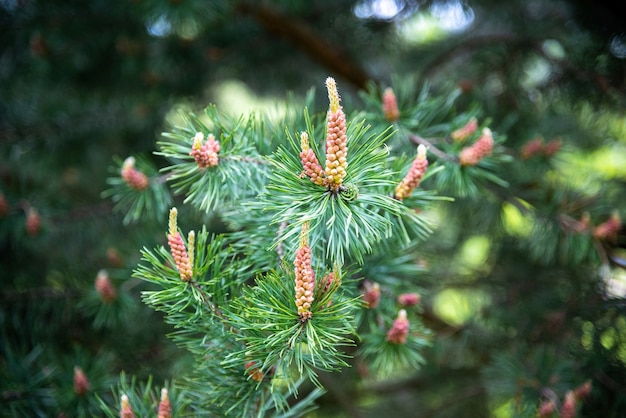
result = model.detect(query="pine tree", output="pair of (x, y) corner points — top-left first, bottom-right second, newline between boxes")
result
(2, 1), (625, 417)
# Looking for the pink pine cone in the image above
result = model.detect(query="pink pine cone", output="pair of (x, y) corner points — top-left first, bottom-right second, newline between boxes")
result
(459, 128), (494, 166)
(593, 212), (621, 240)
(300, 148), (325, 185)
(451, 117), (478, 142)
(362, 280), (381, 309)
(395, 144), (428, 200)
(73, 366), (90, 396)
(158, 388), (172, 418)
(382, 87), (400, 122)
(190, 133), (220, 168)
(387, 309), (410, 344)
(168, 232), (193, 281)
(121, 157), (149, 190)
(397, 292), (421, 307)
(95, 269), (117, 303)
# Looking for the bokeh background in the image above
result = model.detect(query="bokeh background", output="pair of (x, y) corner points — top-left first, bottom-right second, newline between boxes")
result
(2, 0), (625, 416)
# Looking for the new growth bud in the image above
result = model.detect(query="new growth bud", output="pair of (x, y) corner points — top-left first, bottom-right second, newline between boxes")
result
(300, 132), (325, 186)
(387, 309), (410, 344)
(573, 380), (592, 400)
(190, 132), (220, 168)
(25, 207), (41, 236)
(451, 117), (478, 142)
(520, 137), (544, 160)
(394, 144), (428, 201)
(294, 222), (315, 321)
(560, 390), (577, 418)
(95, 269), (117, 303)
(158, 388), (172, 418)
(245, 361), (264, 382)
(167, 208), (193, 281)
(0, 192), (9, 217)
(121, 157), (149, 190)
(459, 128), (494, 166)
(397, 292), (421, 307)
(73, 366), (90, 396)
(382, 87), (400, 122)
(537, 399), (556, 417)
(362, 280), (380, 309)
(120, 394), (135, 418)
(324, 77), (348, 192)
(593, 211), (621, 241)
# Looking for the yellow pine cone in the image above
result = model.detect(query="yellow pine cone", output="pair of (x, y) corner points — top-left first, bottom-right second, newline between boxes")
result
(294, 222), (315, 321)
(324, 77), (348, 191)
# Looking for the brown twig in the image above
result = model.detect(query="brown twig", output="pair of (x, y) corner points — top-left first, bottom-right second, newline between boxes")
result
(406, 132), (456, 162)
(236, 2), (372, 90)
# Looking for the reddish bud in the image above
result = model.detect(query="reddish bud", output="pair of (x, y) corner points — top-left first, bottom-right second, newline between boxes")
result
(593, 211), (621, 241)
(120, 394), (135, 418)
(543, 138), (562, 157)
(245, 361), (264, 382)
(25, 207), (41, 236)
(537, 399), (556, 417)
(573, 380), (592, 400)
(520, 137), (544, 160)
(362, 280), (381, 309)
(382, 87), (400, 122)
(386, 309), (410, 344)
(158, 388), (172, 418)
(106, 247), (124, 267)
(95, 269), (117, 303)
(451, 117), (478, 142)
(73, 366), (90, 396)
(459, 128), (494, 166)
(560, 391), (576, 418)
(121, 157), (149, 190)
(0, 192), (9, 217)
(397, 292), (421, 307)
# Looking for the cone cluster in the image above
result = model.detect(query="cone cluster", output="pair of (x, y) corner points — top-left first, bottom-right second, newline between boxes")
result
(300, 78), (348, 192)
(190, 132), (220, 168)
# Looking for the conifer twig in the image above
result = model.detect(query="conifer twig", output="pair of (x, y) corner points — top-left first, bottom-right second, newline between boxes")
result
(406, 133), (456, 162)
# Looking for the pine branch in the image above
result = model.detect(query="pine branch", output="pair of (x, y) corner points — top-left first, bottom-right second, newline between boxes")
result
(236, 2), (372, 89)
